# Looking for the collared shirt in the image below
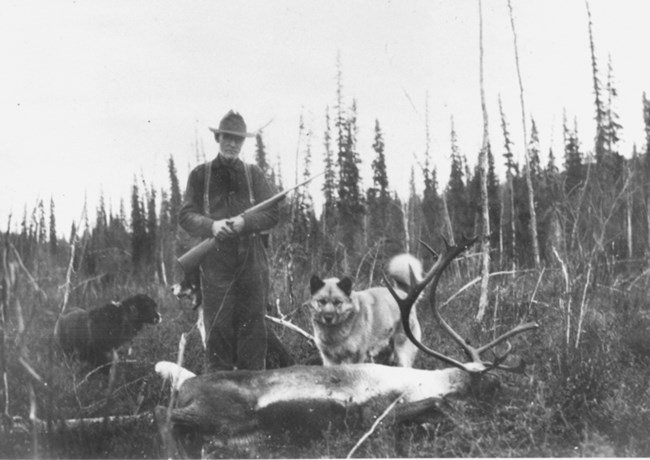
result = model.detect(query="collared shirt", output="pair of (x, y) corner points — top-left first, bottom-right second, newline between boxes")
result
(179, 154), (279, 239)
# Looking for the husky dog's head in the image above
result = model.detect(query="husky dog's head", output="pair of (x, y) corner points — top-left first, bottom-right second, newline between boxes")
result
(308, 276), (357, 327)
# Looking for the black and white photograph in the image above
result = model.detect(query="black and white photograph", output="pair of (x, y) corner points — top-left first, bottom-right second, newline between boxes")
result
(1, 0), (650, 458)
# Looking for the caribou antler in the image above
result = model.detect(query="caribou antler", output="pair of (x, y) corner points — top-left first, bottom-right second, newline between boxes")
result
(385, 236), (538, 374)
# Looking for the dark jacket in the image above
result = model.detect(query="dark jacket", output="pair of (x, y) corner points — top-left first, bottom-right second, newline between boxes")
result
(179, 155), (279, 240)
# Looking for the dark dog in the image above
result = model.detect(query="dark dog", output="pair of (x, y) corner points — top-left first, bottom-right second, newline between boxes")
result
(171, 274), (295, 369)
(55, 293), (161, 368)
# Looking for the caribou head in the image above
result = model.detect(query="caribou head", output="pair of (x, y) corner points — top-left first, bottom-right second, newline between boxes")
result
(385, 236), (538, 374)
(155, 238), (538, 454)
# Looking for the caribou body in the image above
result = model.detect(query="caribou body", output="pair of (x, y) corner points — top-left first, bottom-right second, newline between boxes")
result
(156, 360), (478, 442)
(156, 237), (538, 449)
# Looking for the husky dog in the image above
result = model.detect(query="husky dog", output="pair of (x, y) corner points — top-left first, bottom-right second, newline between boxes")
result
(308, 254), (422, 367)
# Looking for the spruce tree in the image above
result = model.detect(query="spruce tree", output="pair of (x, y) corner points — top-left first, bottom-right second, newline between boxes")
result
(546, 147), (558, 183)
(541, 147), (562, 261)
(421, 98), (442, 252)
(499, 98), (517, 269)
(601, 56), (624, 180)
(97, 191), (108, 233)
(525, 116), (542, 268)
(76, 195), (91, 274)
(406, 166), (421, 254)
(146, 186), (158, 272)
(371, 119), (389, 204)
(334, 57), (366, 262)
(446, 118), (468, 237)
(291, 122), (316, 258)
(94, 190), (108, 257)
(368, 120), (389, 230)
(564, 114), (584, 195)
(37, 199), (46, 245)
(119, 198), (127, 226)
(49, 197), (57, 255)
(388, 192), (407, 254)
(467, 144), (500, 260)
(486, 145), (501, 255)
(168, 155), (182, 232)
(274, 153), (284, 191)
(19, 205), (28, 254)
(337, 99), (365, 264)
(318, 107), (338, 271)
(130, 178), (147, 273)
(159, 188), (171, 284)
(367, 119), (398, 262)
(321, 107), (337, 234)
(421, 161), (440, 252)
(528, 118), (542, 186)
(84, 191), (108, 276)
(255, 132), (272, 177)
(586, 1), (607, 165)
(28, 205), (36, 242)
(604, 57), (622, 156)
(107, 200), (130, 275)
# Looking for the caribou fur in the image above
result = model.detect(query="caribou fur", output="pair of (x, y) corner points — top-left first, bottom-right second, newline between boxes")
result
(155, 360), (479, 443)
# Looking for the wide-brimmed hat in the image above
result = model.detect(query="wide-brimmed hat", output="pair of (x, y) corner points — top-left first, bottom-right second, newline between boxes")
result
(208, 110), (256, 138)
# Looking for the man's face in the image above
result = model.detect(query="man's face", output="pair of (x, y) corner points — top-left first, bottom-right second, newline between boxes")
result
(218, 133), (245, 161)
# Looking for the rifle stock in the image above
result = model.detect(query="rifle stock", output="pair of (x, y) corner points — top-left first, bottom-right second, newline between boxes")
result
(177, 238), (217, 274)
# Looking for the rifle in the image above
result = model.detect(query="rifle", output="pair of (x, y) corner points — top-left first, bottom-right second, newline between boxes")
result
(177, 171), (324, 274)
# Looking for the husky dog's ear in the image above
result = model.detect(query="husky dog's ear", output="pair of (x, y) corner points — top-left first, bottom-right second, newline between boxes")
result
(337, 277), (353, 297)
(310, 275), (326, 295)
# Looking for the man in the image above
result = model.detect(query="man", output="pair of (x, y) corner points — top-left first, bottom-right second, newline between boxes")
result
(179, 110), (279, 372)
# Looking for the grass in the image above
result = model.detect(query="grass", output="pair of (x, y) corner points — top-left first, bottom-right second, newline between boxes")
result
(2, 252), (650, 458)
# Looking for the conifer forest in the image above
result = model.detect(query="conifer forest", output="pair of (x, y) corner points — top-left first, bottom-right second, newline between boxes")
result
(2, 3), (650, 459)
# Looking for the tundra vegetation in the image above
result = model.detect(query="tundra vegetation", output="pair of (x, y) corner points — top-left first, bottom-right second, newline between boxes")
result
(3, 11), (650, 460)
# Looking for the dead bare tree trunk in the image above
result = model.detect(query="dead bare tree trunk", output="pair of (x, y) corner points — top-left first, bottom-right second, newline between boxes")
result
(507, 0), (541, 269)
(498, 187), (505, 270)
(476, 0), (491, 322)
(625, 163), (633, 259)
(507, 171), (516, 273)
(1, 232), (11, 432)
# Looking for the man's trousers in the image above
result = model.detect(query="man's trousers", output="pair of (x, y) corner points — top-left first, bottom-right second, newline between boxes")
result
(200, 236), (269, 372)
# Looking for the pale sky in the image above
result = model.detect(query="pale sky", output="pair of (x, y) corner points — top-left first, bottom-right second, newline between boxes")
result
(1, 0), (649, 236)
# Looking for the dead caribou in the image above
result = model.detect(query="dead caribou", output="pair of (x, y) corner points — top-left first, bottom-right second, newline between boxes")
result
(155, 237), (538, 450)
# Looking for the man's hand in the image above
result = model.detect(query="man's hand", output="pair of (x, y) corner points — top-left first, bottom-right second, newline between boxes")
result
(227, 215), (245, 234)
(211, 216), (244, 240)
(211, 219), (236, 240)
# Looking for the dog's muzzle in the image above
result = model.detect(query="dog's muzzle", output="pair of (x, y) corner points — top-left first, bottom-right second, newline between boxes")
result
(316, 313), (339, 326)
